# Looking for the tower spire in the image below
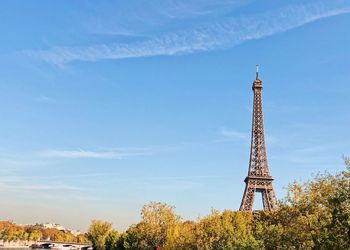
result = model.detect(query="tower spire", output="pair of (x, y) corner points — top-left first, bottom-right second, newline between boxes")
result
(239, 68), (277, 211)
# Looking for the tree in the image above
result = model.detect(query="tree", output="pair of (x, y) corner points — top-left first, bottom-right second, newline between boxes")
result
(105, 230), (119, 250)
(170, 220), (197, 250)
(196, 210), (261, 250)
(255, 160), (350, 249)
(28, 230), (42, 241)
(77, 233), (89, 243)
(122, 202), (181, 249)
(87, 220), (112, 250)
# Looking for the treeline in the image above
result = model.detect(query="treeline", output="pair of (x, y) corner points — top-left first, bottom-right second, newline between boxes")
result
(1, 160), (349, 249)
(0, 221), (88, 243)
(87, 160), (350, 250)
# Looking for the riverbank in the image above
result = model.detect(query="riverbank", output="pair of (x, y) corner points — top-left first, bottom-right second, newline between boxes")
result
(0, 248), (30, 249)
(0, 241), (35, 248)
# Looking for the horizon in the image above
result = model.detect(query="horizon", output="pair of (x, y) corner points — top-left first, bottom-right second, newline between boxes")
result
(0, 0), (350, 232)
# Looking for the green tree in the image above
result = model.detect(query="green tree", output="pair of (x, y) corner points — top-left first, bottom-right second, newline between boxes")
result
(196, 210), (261, 250)
(105, 230), (119, 250)
(87, 220), (112, 250)
(28, 230), (42, 241)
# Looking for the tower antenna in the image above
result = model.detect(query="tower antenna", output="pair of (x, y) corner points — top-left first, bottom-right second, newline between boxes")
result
(256, 64), (259, 80)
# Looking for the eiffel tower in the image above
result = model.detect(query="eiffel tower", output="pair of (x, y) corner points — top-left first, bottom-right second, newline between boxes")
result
(239, 66), (277, 211)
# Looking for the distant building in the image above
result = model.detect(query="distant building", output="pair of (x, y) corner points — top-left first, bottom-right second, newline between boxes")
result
(35, 223), (84, 236)
(39, 223), (65, 231)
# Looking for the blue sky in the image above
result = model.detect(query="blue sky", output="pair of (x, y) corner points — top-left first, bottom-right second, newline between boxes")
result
(0, 0), (350, 231)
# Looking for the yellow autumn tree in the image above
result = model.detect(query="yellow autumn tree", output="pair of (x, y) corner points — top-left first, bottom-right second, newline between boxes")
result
(255, 159), (350, 249)
(196, 210), (262, 250)
(87, 220), (113, 250)
(122, 202), (181, 250)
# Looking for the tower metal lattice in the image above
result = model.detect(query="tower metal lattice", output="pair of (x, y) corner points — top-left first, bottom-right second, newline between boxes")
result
(239, 66), (277, 211)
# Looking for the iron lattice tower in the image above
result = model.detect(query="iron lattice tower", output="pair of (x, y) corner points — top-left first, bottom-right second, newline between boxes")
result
(239, 66), (277, 211)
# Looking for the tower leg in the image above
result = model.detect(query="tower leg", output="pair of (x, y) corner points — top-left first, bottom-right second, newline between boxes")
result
(262, 190), (269, 210)
(240, 183), (255, 211)
(261, 188), (277, 210)
(240, 179), (277, 211)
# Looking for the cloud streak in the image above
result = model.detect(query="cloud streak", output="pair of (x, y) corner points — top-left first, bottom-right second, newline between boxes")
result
(81, 0), (241, 36)
(27, 1), (350, 65)
(219, 127), (249, 141)
(41, 147), (151, 159)
(0, 176), (83, 193)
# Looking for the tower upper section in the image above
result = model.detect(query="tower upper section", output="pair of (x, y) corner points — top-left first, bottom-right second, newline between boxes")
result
(253, 65), (263, 89)
(247, 66), (271, 178)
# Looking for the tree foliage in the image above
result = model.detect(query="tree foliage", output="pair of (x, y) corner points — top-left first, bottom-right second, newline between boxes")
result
(122, 202), (181, 249)
(87, 220), (113, 250)
(0, 221), (85, 243)
(105, 230), (119, 250)
(196, 210), (261, 249)
(255, 159), (350, 249)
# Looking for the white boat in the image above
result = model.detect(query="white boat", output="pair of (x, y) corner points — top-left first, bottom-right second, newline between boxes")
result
(51, 244), (78, 250)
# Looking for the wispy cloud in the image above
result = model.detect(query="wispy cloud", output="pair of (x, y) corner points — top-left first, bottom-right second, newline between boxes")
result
(35, 95), (56, 103)
(0, 142), (210, 171)
(41, 147), (151, 159)
(27, 1), (350, 65)
(131, 174), (235, 191)
(85, 0), (241, 36)
(219, 127), (249, 141)
(218, 127), (278, 145)
(0, 176), (83, 193)
(265, 133), (279, 145)
(145, 0), (241, 19)
(138, 179), (203, 191)
(0, 175), (98, 203)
